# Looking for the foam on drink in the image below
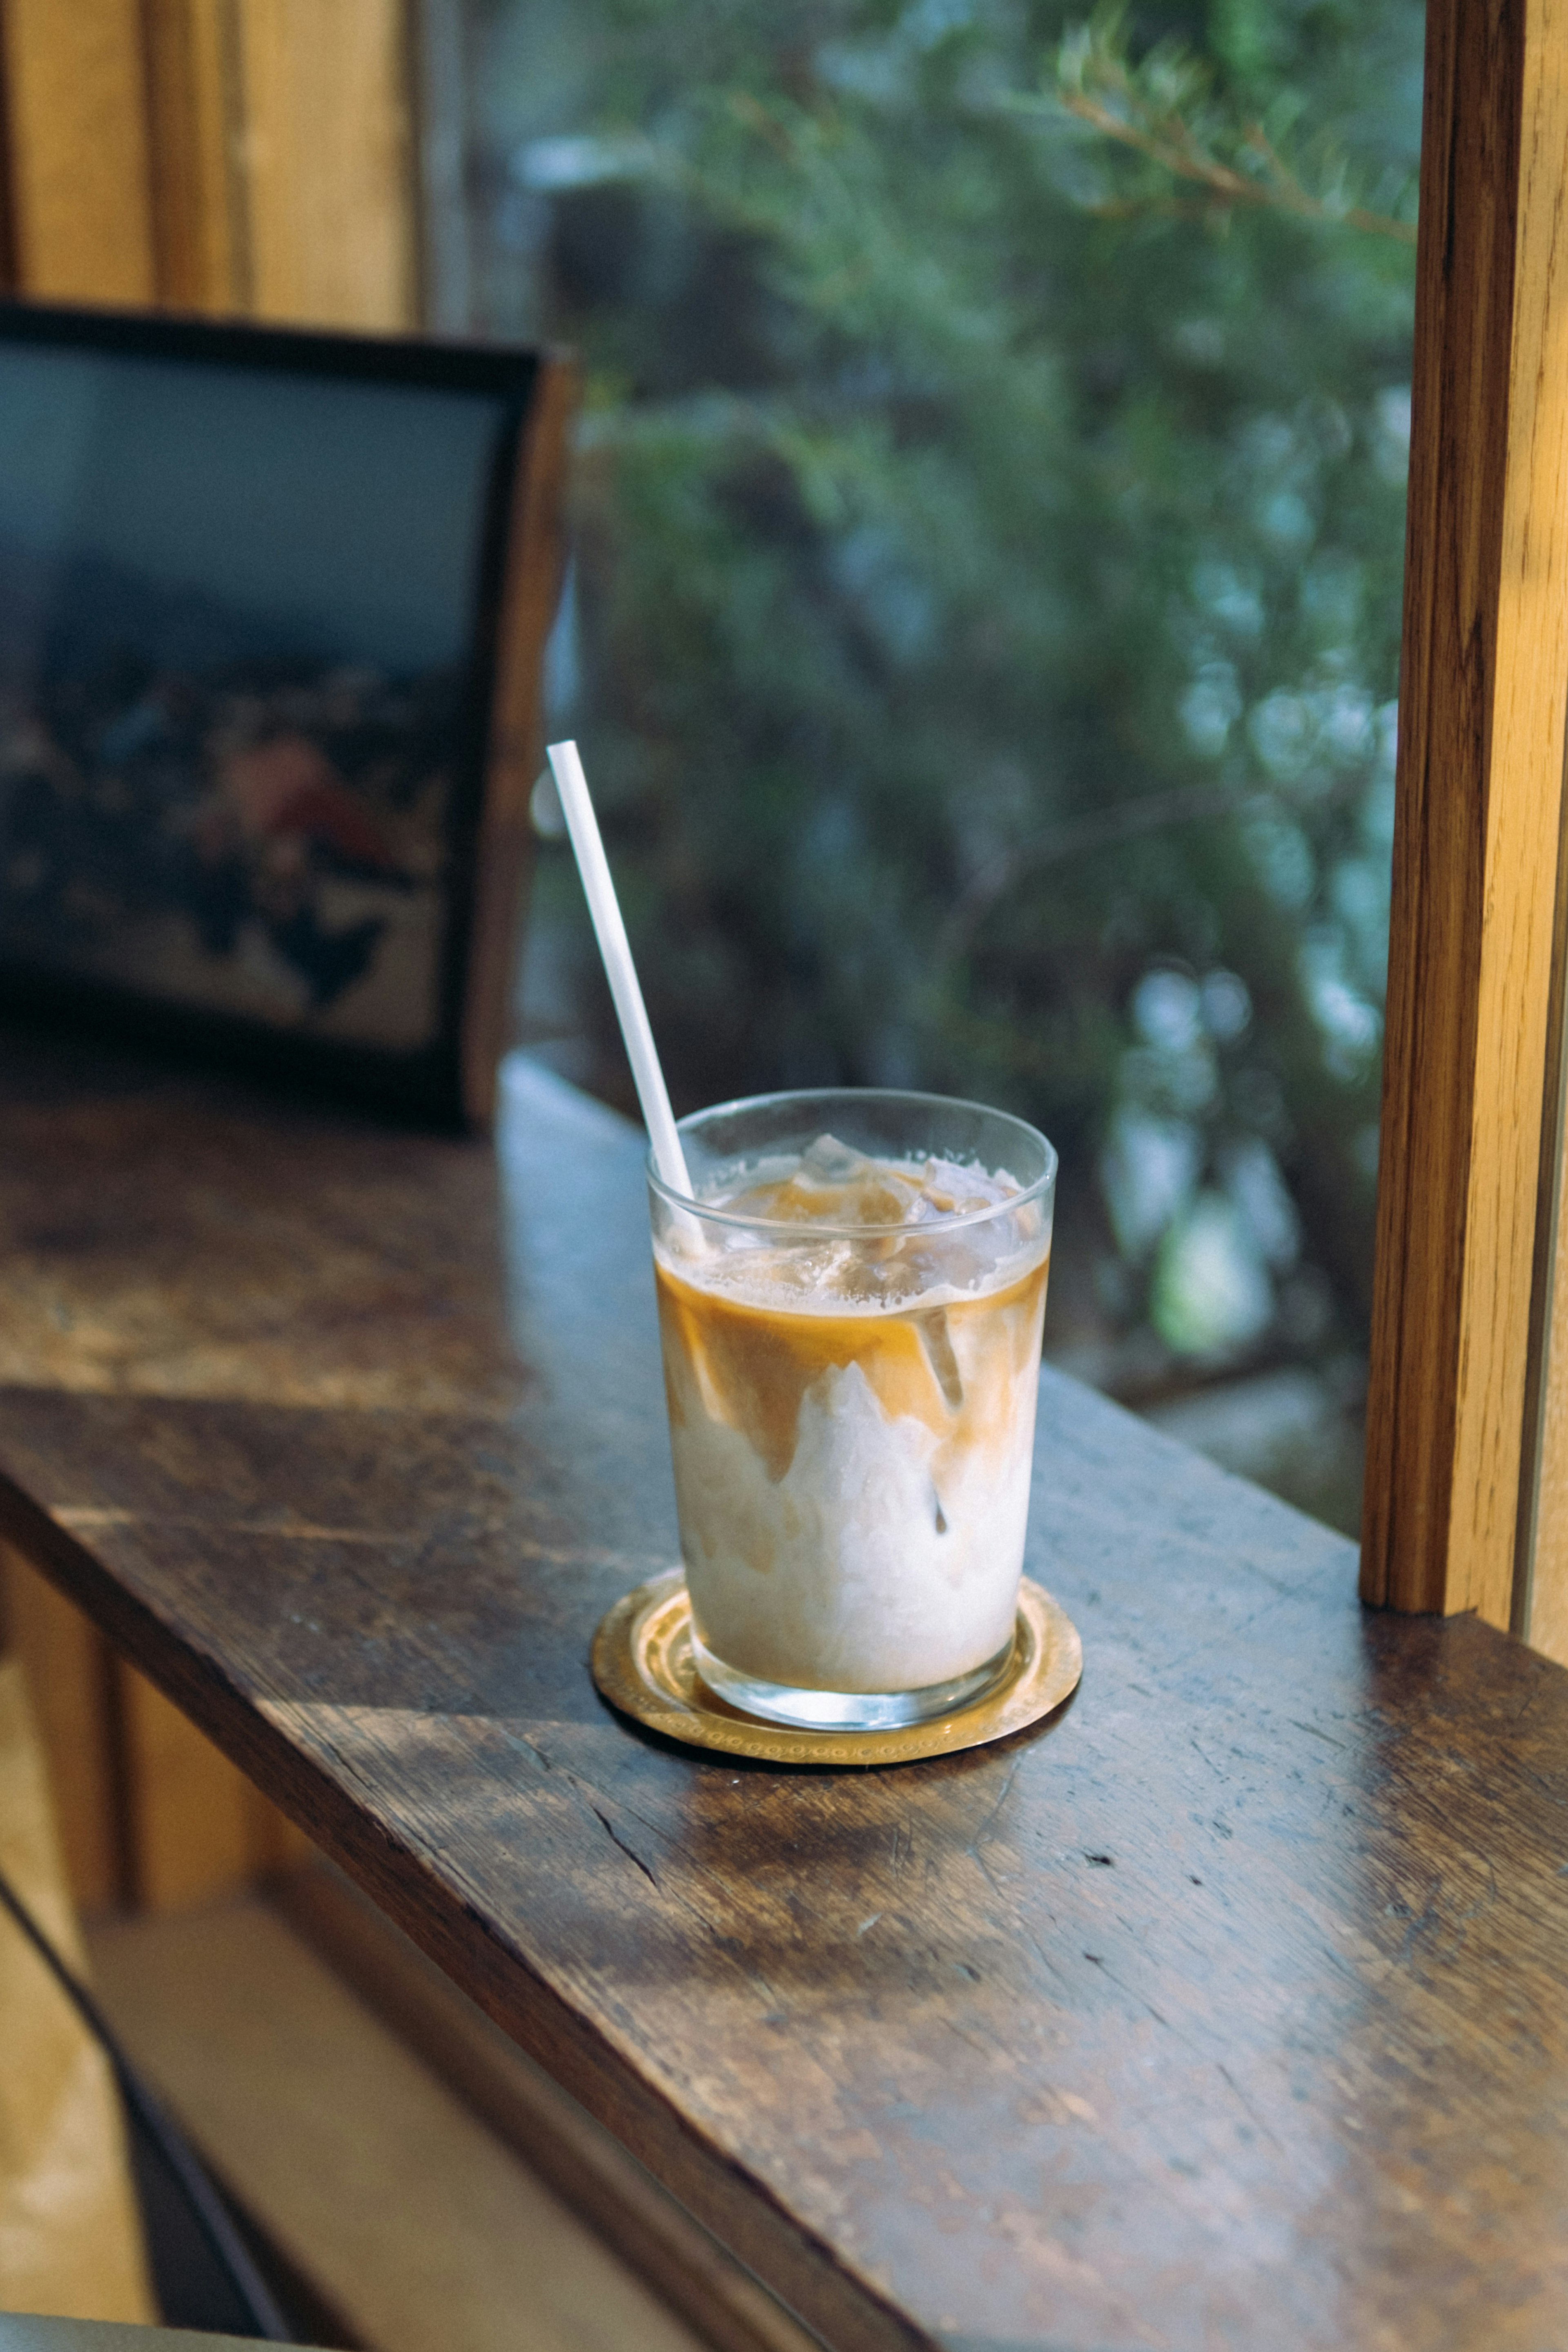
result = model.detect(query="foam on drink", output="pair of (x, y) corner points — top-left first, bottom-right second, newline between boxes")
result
(654, 1135), (1051, 1695)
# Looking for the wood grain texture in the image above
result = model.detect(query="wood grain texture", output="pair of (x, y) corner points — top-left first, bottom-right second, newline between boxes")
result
(0, 0), (418, 323)
(1363, 0), (1568, 1623)
(3, 1030), (1568, 2349)
(1455, 0), (1568, 1625)
(233, 0), (416, 330)
(275, 1861), (823, 2352)
(140, 0), (248, 312)
(0, 0), (157, 301)
(1511, 20), (1568, 1663)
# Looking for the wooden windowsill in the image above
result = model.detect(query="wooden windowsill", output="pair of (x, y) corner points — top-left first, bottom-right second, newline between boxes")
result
(85, 1868), (812, 2352)
(1, 1023), (1566, 2351)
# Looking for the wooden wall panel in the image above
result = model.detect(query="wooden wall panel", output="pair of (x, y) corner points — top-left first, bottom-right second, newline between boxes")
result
(0, 0), (156, 301)
(1362, 0), (1568, 1626)
(0, 0), (418, 327)
(141, 0), (249, 311)
(0, 1540), (311, 1913)
(235, 0), (416, 329)
(0, 1659), (156, 2321)
(116, 1665), (312, 1914)
(0, 1544), (124, 1915)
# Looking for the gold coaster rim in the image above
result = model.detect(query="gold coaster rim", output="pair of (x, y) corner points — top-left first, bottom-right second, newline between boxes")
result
(590, 1571), (1082, 1767)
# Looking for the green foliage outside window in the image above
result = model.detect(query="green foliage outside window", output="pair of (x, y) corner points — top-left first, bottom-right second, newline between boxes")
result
(468, 0), (1423, 1516)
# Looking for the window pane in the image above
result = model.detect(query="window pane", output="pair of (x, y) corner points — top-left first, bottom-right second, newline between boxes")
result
(452, 0), (1421, 1534)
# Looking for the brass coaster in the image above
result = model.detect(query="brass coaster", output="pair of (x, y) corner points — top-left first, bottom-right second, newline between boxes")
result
(590, 1570), (1082, 1766)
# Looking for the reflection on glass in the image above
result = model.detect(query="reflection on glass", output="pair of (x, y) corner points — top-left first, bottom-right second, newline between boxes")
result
(455, 0), (1423, 1533)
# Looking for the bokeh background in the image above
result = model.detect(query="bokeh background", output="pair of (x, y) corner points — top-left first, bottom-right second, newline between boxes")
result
(453, 0), (1423, 1532)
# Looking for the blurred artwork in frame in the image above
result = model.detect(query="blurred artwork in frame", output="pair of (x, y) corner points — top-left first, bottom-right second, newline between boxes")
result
(0, 303), (570, 1126)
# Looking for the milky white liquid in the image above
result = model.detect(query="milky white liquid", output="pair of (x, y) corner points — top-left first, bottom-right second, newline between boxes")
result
(653, 1139), (1051, 1694)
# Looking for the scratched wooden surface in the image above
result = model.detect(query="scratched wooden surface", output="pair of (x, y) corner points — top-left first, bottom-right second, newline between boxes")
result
(2, 1024), (1568, 2352)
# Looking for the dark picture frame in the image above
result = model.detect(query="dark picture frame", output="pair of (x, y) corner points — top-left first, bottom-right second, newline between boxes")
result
(0, 301), (572, 1127)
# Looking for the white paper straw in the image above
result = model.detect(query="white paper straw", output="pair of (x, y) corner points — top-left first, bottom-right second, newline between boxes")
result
(546, 740), (693, 1199)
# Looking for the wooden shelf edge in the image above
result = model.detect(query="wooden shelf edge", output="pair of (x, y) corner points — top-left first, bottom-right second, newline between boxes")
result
(270, 1862), (826, 2352)
(0, 1482), (927, 2352)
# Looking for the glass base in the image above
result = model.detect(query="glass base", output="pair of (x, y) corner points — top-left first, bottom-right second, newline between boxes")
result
(689, 1629), (1017, 1731)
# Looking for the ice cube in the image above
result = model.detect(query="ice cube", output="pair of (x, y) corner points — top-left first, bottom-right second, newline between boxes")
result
(842, 1173), (923, 1227)
(915, 1309), (964, 1409)
(800, 1134), (867, 1182)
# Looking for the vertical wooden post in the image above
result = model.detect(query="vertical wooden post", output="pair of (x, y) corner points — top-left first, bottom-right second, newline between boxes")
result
(0, 0), (158, 301)
(1520, 1128), (1568, 1662)
(140, 0), (252, 311)
(231, 0), (418, 329)
(1362, 0), (1568, 1625)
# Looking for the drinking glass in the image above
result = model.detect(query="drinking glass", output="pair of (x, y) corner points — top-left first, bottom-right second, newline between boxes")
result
(647, 1088), (1056, 1730)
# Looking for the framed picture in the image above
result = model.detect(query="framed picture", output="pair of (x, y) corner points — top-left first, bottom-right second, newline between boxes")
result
(0, 301), (572, 1126)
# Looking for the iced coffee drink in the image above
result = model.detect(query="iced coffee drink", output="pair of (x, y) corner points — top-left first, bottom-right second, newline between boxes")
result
(647, 1090), (1056, 1730)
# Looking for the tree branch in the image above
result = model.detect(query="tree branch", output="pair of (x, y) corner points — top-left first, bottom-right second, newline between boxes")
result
(1054, 87), (1416, 245)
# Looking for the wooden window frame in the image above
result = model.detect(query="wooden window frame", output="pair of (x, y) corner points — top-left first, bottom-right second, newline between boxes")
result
(1361, 0), (1568, 1659)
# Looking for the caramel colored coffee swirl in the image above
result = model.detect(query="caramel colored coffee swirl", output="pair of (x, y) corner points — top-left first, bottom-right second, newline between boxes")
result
(655, 1138), (1049, 1489)
(656, 1256), (1049, 1487)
